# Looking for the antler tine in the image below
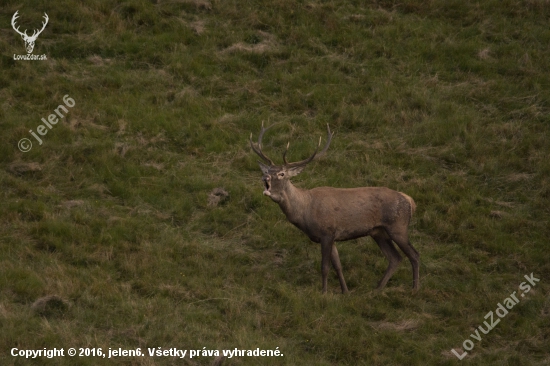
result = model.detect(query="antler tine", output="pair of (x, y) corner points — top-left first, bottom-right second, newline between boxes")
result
(283, 124), (333, 168)
(250, 121), (275, 166)
(283, 139), (320, 168)
(282, 142), (290, 164)
(316, 124), (334, 157)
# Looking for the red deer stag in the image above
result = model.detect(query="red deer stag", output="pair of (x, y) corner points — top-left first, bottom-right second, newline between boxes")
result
(250, 123), (419, 294)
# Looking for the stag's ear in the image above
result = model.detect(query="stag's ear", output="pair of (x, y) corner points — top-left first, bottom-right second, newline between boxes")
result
(258, 161), (270, 175)
(285, 165), (305, 177)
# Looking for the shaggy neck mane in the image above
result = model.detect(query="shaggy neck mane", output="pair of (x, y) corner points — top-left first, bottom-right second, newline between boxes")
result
(278, 180), (310, 226)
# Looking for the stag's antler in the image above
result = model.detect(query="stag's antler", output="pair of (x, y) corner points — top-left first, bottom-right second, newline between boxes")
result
(283, 124), (333, 169)
(250, 121), (276, 166)
(252, 123), (333, 167)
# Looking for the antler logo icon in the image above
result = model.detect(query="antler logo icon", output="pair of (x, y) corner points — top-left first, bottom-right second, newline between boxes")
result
(11, 10), (49, 54)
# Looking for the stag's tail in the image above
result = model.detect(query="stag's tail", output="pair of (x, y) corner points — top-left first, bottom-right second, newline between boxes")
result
(399, 192), (416, 221)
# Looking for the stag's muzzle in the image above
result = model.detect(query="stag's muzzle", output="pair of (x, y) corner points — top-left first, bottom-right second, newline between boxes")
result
(262, 176), (271, 196)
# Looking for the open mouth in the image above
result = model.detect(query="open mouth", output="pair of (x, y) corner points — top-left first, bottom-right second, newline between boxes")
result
(263, 180), (271, 196)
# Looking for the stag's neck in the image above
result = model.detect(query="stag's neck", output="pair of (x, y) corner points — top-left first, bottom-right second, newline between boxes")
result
(278, 181), (311, 227)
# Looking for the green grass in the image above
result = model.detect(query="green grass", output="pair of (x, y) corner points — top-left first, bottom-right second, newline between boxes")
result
(1, 0), (550, 364)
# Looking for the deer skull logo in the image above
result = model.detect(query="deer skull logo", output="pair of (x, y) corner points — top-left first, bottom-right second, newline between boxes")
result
(11, 11), (49, 54)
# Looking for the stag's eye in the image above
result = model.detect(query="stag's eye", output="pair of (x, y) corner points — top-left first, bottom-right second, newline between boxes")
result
(277, 172), (285, 178)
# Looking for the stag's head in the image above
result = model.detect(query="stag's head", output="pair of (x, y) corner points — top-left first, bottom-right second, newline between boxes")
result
(11, 11), (49, 54)
(250, 123), (333, 203)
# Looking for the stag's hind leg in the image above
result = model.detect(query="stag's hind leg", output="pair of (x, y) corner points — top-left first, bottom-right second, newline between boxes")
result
(386, 229), (420, 290)
(371, 228), (402, 290)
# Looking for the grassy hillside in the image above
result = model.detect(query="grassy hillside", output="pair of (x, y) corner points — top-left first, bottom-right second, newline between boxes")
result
(1, 0), (549, 364)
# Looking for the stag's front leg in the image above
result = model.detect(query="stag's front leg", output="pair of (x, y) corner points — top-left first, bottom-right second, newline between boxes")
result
(320, 238), (334, 294)
(330, 245), (349, 294)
